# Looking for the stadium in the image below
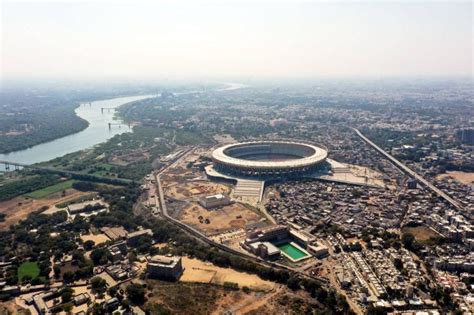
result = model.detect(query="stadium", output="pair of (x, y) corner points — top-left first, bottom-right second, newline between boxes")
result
(212, 140), (328, 179)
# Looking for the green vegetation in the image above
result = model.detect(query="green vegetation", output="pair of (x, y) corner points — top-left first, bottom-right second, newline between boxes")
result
(41, 126), (177, 181)
(0, 86), (160, 154)
(0, 173), (61, 201)
(24, 179), (76, 198)
(91, 276), (107, 295)
(0, 100), (88, 154)
(18, 261), (40, 281)
(127, 283), (146, 305)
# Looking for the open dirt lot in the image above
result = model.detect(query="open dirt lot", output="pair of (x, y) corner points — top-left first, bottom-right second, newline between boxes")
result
(80, 233), (111, 245)
(0, 301), (30, 315)
(179, 202), (262, 235)
(166, 181), (230, 200)
(146, 281), (285, 315)
(180, 257), (276, 291)
(437, 171), (474, 185)
(402, 225), (442, 242)
(0, 189), (89, 230)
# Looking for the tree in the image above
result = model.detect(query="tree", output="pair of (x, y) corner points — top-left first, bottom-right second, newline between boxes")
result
(126, 283), (146, 305)
(367, 305), (387, 315)
(402, 233), (415, 250)
(53, 265), (61, 278)
(287, 275), (300, 291)
(91, 248), (110, 266)
(63, 271), (75, 284)
(84, 240), (95, 251)
(393, 258), (404, 271)
(90, 277), (107, 295)
(60, 287), (74, 303)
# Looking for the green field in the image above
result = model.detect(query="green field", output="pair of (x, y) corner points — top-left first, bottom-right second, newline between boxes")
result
(24, 179), (76, 198)
(18, 261), (40, 281)
(277, 242), (309, 260)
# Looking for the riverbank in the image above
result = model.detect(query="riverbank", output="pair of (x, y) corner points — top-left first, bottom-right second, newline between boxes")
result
(0, 102), (89, 154)
(0, 95), (154, 169)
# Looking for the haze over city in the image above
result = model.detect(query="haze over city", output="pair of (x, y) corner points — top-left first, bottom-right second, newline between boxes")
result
(0, 1), (473, 315)
(2, 1), (472, 81)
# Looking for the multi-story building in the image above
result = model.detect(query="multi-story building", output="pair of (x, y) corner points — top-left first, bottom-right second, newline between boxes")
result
(147, 255), (183, 280)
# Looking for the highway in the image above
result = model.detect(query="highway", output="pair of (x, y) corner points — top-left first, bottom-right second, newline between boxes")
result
(353, 128), (462, 210)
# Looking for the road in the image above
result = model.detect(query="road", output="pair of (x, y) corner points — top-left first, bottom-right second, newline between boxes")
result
(143, 146), (328, 286)
(353, 128), (462, 210)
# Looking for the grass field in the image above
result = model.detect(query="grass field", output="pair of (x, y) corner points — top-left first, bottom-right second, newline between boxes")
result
(24, 180), (76, 199)
(18, 261), (40, 281)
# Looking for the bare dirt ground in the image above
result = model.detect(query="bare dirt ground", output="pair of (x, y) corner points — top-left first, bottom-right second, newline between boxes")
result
(0, 301), (29, 315)
(0, 188), (89, 230)
(80, 233), (111, 245)
(402, 226), (442, 242)
(437, 171), (474, 185)
(146, 281), (282, 315)
(178, 202), (262, 235)
(347, 164), (386, 187)
(166, 181), (230, 200)
(180, 257), (276, 291)
(213, 134), (236, 144)
(212, 287), (284, 315)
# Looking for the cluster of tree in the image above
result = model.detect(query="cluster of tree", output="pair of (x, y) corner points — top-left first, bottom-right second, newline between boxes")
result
(0, 101), (88, 154)
(401, 233), (424, 253)
(0, 174), (60, 201)
(72, 181), (98, 191)
(0, 210), (80, 285)
(0, 84), (166, 154)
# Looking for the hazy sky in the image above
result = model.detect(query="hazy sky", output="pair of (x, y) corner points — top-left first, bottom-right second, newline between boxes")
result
(1, 1), (472, 81)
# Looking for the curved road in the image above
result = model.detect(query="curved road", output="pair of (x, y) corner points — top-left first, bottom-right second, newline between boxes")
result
(353, 128), (462, 210)
(150, 147), (327, 285)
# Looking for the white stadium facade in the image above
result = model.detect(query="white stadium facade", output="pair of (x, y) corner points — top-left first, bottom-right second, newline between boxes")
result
(211, 140), (328, 179)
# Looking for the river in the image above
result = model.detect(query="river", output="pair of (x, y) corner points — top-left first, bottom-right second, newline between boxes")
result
(0, 83), (247, 171)
(0, 95), (154, 171)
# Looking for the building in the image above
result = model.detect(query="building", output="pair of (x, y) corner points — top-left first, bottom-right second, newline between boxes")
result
(212, 141), (328, 179)
(147, 255), (183, 280)
(73, 293), (90, 306)
(407, 179), (418, 189)
(456, 128), (474, 144)
(127, 229), (153, 246)
(245, 241), (281, 260)
(199, 194), (231, 209)
(308, 243), (329, 258)
(101, 226), (128, 241)
(289, 229), (316, 247)
(246, 225), (289, 243)
(67, 200), (108, 214)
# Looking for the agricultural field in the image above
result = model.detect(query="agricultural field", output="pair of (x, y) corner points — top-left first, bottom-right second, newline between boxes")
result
(24, 179), (77, 198)
(18, 261), (40, 281)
